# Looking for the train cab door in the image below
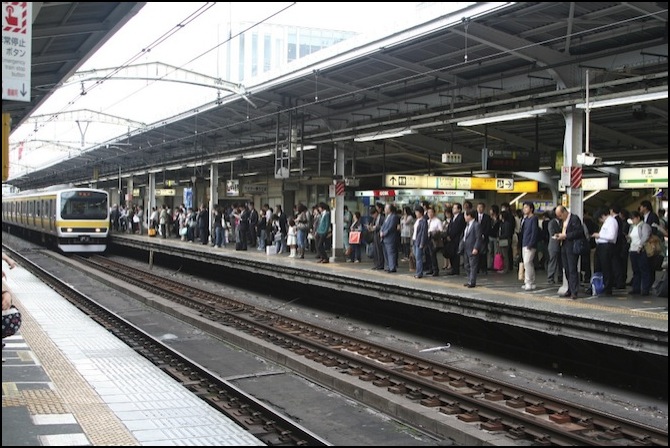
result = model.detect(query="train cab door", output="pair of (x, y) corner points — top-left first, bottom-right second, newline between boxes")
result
(48, 199), (55, 232)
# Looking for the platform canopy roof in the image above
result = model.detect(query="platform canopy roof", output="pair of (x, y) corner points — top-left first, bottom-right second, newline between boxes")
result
(4, 2), (668, 194)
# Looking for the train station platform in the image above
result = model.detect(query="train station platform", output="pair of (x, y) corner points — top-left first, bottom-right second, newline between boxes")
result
(110, 232), (668, 358)
(1, 263), (264, 446)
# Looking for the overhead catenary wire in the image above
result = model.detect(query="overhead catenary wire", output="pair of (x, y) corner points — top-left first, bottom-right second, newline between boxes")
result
(15, 6), (668, 179)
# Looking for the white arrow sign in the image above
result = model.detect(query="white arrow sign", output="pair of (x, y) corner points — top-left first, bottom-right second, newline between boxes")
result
(496, 178), (514, 190)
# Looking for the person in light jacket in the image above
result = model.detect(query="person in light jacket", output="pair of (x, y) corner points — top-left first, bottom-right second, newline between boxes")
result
(627, 211), (653, 296)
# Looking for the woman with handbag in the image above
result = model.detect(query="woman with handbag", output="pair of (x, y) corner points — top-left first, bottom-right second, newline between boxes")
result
(2, 279), (21, 340)
(295, 204), (310, 259)
(348, 212), (363, 263)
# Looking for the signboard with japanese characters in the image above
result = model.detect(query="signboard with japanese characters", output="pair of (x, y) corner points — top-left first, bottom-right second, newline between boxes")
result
(619, 167), (668, 189)
(2, 2), (32, 102)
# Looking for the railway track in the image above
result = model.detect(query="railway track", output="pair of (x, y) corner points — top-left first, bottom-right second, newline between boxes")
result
(5, 247), (330, 447)
(70, 254), (667, 446)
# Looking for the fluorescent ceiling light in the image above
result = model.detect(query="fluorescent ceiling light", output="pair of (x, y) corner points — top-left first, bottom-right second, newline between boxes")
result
(212, 156), (239, 163)
(354, 129), (416, 142)
(576, 91), (668, 109)
(243, 150), (273, 159)
(457, 108), (548, 126)
(187, 161), (206, 167)
(166, 165), (183, 171)
(148, 168), (163, 173)
(238, 171), (259, 177)
(298, 144), (317, 151)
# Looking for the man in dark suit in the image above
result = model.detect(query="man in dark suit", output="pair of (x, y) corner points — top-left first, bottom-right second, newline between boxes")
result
(247, 202), (259, 247)
(368, 206), (385, 270)
(413, 206), (429, 278)
(476, 202), (492, 274)
(460, 210), (484, 288)
(555, 205), (585, 300)
(547, 207), (563, 284)
(445, 202), (466, 275)
(380, 203), (399, 272)
(238, 204), (250, 250)
(640, 200), (660, 228)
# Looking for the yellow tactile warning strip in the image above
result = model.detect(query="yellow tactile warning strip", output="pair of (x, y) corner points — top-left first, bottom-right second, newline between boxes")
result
(23, 389), (69, 414)
(9, 298), (140, 446)
(535, 293), (668, 320)
(332, 262), (668, 321)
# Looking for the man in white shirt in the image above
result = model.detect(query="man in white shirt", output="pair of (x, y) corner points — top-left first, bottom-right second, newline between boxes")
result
(592, 207), (618, 296)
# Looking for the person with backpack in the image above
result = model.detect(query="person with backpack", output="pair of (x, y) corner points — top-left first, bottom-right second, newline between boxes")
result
(627, 211), (653, 296)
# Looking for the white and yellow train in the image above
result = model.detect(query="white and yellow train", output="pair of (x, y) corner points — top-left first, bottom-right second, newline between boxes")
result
(2, 186), (110, 253)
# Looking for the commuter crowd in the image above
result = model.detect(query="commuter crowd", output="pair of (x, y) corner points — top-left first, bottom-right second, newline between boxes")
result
(110, 198), (668, 300)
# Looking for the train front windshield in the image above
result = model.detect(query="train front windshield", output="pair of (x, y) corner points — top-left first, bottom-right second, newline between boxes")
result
(60, 191), (108, 220)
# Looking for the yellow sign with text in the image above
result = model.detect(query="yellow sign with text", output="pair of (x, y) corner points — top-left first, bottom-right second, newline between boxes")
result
(385, 174), (521, 191)
(498, 180), (538, 193)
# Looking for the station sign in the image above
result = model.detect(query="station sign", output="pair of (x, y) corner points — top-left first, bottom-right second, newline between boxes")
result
(384, 174), (514, 191)
(355, 189), (474, 199)
(156, 188), (175, 196)
(241, 184), (266, 194)
(619, 167), (668, 189)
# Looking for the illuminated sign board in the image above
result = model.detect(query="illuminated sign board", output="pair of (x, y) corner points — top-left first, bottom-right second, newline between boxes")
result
(385, 174), (515, 191)
(619, 167), (668, 189)
(498, 180), (538, 193)
(355, 189), (474, 199)
(156, 189), (176, 196)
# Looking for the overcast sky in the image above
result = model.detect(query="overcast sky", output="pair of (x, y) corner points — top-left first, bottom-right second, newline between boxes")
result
(8, 2), (431, 177)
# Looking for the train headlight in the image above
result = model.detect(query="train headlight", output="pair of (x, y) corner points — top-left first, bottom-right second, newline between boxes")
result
(95, 228), (101, 233)
(66, 228), (73, 232)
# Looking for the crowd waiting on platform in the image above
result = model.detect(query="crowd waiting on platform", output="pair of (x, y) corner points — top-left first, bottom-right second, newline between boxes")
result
(108, 199), (668, 299)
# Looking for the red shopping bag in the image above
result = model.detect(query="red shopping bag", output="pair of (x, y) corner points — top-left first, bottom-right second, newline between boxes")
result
(493, 252), (504, 271)
(348, 231), (361, 245)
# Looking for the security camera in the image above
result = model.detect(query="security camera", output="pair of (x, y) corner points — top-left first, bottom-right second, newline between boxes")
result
(632, 104), (647, 120)
(576, 152), (602, 166)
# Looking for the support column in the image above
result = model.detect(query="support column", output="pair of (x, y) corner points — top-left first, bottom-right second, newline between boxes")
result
(331, 144), (345, 261)
(148, 173), (156, 230)
(559, 107), (585, 296)
(564, 107), (584, 219)
(210, 163), (219, 239)
(126, 178), (134, 206)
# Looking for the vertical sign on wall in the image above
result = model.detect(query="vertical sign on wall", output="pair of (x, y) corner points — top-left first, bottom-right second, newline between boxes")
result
(2, 2), (32, 102)
(183, 187), (193, 209)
